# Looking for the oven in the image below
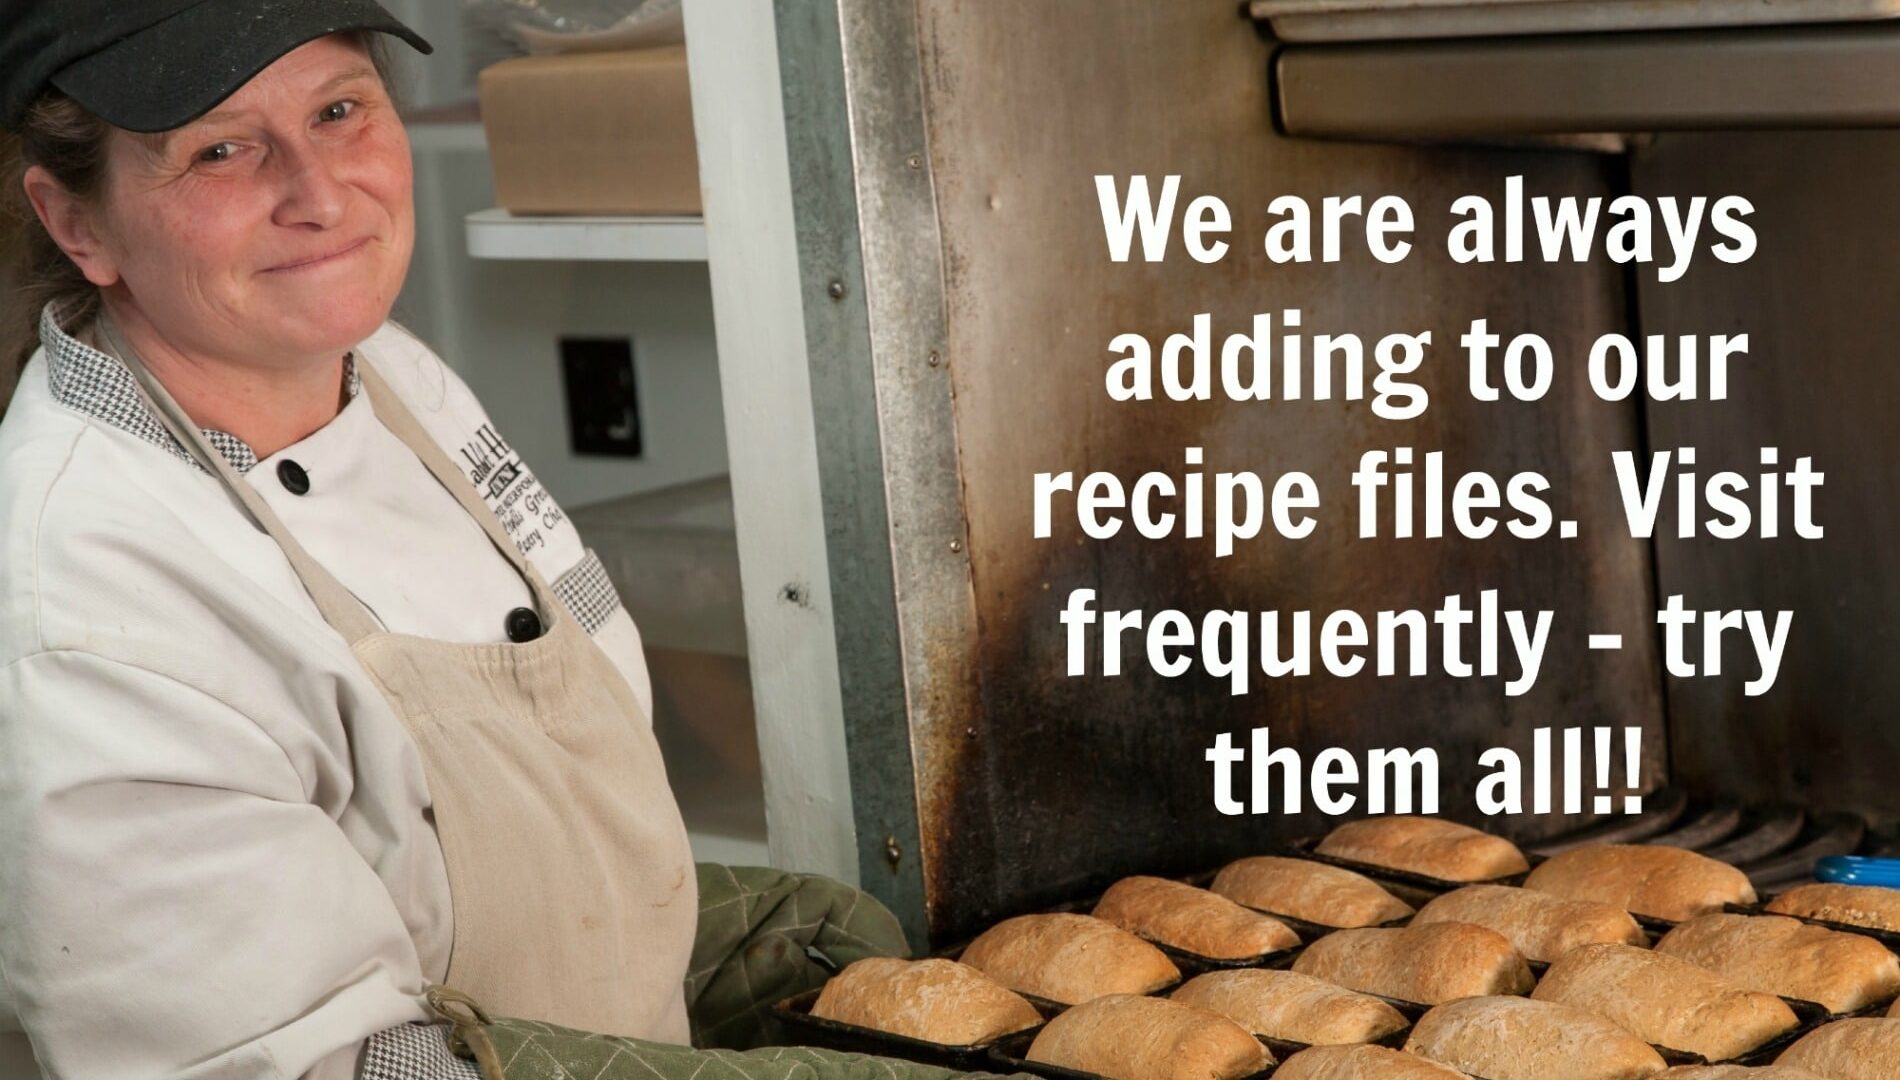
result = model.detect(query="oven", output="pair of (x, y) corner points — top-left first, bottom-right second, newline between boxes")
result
(690, 0), (1900, 956)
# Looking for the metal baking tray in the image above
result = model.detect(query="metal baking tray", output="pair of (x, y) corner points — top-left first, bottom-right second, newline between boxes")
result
(935, 879), (1307, 979)
(1184, 869), (1415, 937)
(1280, 833), (1736, 935)
(1726, 897), (1900, 954)
(985, 1028), (1280, 1080)
(1279, 836), (1528, 904)
(932, 944), (1186, 1007)
(771, 986), (1057, 1071)
(1250, 0), (1900, 44)
(1155, 940), (1304, 977)
(1717, 997), (1832, 1067)
(1643, 911), (1899, 1020)
(1259, 1027), (1407, 1063)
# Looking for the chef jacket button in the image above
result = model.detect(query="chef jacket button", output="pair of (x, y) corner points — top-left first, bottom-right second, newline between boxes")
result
(277, 460), (310, 496)
(505, 607), (543, 643)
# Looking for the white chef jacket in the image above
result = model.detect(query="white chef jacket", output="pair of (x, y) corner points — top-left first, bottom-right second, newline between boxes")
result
(0, 304), (657, 1079)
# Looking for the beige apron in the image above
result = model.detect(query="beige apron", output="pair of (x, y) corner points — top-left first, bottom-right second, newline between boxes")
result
(100, 316), (699, 1043)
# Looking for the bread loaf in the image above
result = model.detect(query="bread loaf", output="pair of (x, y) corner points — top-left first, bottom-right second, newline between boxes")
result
(959, 913), (1180, 1005)
(1291, 922), (1533, 1005)
(1522, 844), (1757, 922)
(1316, 816), (1530, 882)
(1530, 943), (1797, 1061)
(809, 957), (1041, 1045)
(1657, 1068), (1827, 1079)
(1273, 1044), (1470, 1080)
(1211, 856), (1414, 929)
(1405, 996), (1667, 1080)
(1774, 1018), (1900, 1080)
(1172, 969), (1409, 1046)
(1094, 876), (1300, 960)
(1414, 884), (1646, 963)
(1765, 883), (1900, 934)
(1654, 913), (1900, 1014)
(1025, 993), (1271, 1080)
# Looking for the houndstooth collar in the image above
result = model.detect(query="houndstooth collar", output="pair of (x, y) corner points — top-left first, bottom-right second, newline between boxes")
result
(38, 300), (361, 475)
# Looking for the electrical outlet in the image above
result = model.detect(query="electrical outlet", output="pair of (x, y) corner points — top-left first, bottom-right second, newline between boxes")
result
(559, 337), (643, 458)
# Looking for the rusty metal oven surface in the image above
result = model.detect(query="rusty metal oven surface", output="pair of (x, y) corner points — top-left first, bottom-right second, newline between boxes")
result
(1632, 131), (1900, 827)
(902, 0), (1666, 945)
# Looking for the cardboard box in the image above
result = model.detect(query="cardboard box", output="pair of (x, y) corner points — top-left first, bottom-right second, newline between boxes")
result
(478, 46), (701, 215)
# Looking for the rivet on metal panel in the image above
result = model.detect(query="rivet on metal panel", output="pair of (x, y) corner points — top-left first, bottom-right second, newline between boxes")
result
(906, 153), (923, 170)
(927, 349), (942, 368)
(884, 835), (903, 868)
(827, 279), (847, 301)
(949, 539), (964, 554)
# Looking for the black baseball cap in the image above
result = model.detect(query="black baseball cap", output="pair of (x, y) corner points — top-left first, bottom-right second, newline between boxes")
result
(0, 0), (434, 134)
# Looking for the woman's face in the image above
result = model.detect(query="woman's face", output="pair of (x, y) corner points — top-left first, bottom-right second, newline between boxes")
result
(83, 34), (414, 366)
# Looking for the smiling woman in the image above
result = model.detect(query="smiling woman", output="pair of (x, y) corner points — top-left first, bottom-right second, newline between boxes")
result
(0, 30), (399, 383)
(0, 5), (922, 1080)
(16, 37), (411, 457)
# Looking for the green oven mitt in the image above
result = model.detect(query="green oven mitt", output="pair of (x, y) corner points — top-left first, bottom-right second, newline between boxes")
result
(686, 863), (914, 1050)
(426, 988), (1027, 1080)
(470, 1016), (1018, 1080)
(421, 866), (971, 1080)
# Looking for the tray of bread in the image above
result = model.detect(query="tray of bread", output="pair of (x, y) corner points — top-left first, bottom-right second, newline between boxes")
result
(1728, 880), (1900, 954)
(776, 803), (1900, 1077)
(1279, 817), (1537, 904)
(772, 959), (1056, 1070)
(985, 995), (1280, 1080)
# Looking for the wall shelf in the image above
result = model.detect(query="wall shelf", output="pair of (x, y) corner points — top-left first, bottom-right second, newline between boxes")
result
(1275, 23), (1900, 141)
(465, 208), (710, 262)
(1252, 0), (1900, 44)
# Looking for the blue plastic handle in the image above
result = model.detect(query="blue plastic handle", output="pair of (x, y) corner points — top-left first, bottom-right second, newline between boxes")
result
(1814, 856), (1900, 889)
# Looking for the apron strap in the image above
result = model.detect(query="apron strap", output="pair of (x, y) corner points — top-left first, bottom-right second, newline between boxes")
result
(100, 310), (385, 643)
(95, 309), (556, 646)
(354, 360), (558, 605)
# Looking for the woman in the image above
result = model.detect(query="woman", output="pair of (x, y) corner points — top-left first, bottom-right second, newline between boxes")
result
(0, 4), (952, 1079)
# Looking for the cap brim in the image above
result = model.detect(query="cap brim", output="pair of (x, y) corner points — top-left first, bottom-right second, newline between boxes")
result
(51, 0), (433, 134)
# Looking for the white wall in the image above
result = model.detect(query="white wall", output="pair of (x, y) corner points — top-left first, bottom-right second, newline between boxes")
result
(386, 5), (730, 510)
(379, 0), (478, 108)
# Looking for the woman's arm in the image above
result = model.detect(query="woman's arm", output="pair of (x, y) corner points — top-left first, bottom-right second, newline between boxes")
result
(0, 650), (432, 1078)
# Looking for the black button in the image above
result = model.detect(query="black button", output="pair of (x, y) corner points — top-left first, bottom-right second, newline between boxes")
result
(277, 459), (310, 496)
(505, 607), (543, 643)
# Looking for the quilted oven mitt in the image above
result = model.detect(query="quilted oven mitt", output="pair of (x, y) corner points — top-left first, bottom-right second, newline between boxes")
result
(686, 863), (915, 1050)
(448, 1013), (1015, 1080)
(426, 866), (1023, 1079)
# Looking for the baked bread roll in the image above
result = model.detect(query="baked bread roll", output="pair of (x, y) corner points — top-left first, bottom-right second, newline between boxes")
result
(1094, 876), (1300, 960)
(1530, 943), (1797, 1061)
(1774, 1018), (1900, 1080)
(1291, 923), (1533, 1005)
(959, 912), (1180, 1005)
(1274, 1044), (1470, 1080)
(1172, 969), (1409, 1046)
(1523, 844), (1757, 922)
(1316, 816), (1530, 882)
(1025, 993), (1270, 1080)
(809, 957), (1041, 1045)
(1654, 913), (1900, 1014)
(1211, 856), (1414, 928)
(1414, 884), (1646, 963)
(1766, 883), (1900, 933)
(1405, 996), (1667, 1080)
(1658, 1068), (1827, 1079)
